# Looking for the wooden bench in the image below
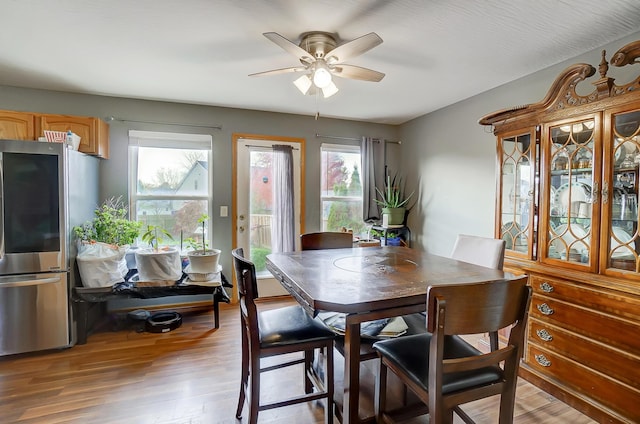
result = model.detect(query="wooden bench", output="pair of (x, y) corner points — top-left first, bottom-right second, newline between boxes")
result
(72, 272), (232, 344)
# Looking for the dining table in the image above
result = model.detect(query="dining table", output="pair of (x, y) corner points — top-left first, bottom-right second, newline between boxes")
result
(265, 245), (507, 424)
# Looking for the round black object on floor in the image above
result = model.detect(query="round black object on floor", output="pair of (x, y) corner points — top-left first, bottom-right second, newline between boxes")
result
(145, 311), (182, 333)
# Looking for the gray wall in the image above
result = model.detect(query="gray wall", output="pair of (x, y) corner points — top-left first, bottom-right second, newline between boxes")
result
(400, 31), (640, 256)
(3, 30), (640, 270)
(0, 88), (399, 275)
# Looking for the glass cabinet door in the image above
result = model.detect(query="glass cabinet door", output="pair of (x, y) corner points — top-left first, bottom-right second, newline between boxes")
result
(498, 130), (536, 258)
(544, 118), (597, 266)
(604, 108), (640, 273)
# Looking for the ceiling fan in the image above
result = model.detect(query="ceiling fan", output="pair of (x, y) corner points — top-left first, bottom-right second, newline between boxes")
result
(250, 31), (385, 98)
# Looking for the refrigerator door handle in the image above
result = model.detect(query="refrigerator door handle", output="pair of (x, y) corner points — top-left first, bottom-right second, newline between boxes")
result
(0, 276), (61, 288)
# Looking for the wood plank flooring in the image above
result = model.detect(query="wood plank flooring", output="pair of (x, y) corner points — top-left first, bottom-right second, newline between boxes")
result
(0, 299), (596, 423)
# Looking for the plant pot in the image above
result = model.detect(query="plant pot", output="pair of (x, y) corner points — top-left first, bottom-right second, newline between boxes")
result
(187, 248), (221, 273)
(135, 247), (182, 282)
(356, 239), (381, 248)
(382, 207), (405, 226)
(76, 242), (128, 288)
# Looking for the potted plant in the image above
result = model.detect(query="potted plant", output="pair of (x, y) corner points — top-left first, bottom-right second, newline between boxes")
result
(375, 174), (415, 226)
(185, 214), (221, 276)
(73, 196), (142, 288)
(135, 224), (182, 282)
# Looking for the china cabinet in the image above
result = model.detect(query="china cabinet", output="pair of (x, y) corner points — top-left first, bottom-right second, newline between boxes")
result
(479, 40), (640, 423)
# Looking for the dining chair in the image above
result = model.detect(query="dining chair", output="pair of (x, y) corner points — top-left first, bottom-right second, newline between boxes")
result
(373, 276), (531, 424)
(231, 248), (336, 424)
(300, 231), (354, 250)
(450, 233), (507, 351)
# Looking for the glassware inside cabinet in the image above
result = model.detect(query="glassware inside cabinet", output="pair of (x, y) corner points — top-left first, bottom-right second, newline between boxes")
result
(547, 119), (594, 264)
(608, 110), (640, 271)
(500, 132), (533, 255)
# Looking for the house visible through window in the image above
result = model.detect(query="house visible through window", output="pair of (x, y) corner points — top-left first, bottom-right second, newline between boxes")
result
(320, 143), (364, 235)
(129, 130), (213, 249)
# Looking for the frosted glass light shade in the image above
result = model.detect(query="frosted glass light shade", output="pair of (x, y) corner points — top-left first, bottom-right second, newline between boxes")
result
(293, 75), (312, 94)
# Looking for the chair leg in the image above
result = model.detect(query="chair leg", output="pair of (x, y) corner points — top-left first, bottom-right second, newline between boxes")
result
(325, 343), (334, 424)
(304, 349), (314, 394)
(236, 327), (249, 419)
(248, 352), (261, 424)
(375, 359), (388, 422)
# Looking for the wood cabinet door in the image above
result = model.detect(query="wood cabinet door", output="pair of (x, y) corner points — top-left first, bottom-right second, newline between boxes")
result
(0, 110), (35, 140)
(36, 114), (109, 158)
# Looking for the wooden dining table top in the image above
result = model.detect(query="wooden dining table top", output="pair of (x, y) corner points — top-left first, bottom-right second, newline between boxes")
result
(265, 245), (507, 316)
(266, 245), (508, 423)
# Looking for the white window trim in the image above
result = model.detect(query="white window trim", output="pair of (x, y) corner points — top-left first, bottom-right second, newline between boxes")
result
(128, 130), (213, 245)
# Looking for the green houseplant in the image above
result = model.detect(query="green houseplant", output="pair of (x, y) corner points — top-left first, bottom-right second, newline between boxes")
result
(185, 214), (221, 276)
(73, 196), (142, 288)
(375, 174), (415, 226)
(73, 196), (141, 246)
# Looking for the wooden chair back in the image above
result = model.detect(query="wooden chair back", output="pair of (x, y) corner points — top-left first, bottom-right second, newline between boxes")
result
(231, 248), (259, 338)
(300, 232), (353, 250)
(426, 276), (531, 423)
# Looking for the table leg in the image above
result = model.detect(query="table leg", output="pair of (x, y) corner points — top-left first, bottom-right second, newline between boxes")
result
(213, 288), (220, 329)
(74, 297), (89, 345)
(343, 315), (361, 424)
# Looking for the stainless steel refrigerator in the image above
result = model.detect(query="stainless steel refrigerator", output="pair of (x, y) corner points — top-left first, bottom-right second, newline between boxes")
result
(0, 139), (99, 356)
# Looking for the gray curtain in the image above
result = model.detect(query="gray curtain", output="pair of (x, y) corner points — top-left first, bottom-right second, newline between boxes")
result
(271, 144), (295, 253)
(361, 136), (379, 222)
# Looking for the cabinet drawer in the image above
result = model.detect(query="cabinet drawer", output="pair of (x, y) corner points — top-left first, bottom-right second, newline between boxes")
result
(528, 317), (640, 388)
(530, 294), (640, 353)
(529, 275), (640, 321)
(525, 344), (640, 422)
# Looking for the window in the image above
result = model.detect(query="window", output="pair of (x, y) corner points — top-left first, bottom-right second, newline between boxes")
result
(320, 143), (364, 234)
(129, 130), (212, 249)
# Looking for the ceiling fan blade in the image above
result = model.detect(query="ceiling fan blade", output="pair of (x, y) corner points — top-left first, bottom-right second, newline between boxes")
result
(325, 32), (383, 64)
(331, 64), (385, 82)
(263, 32), (314, 64)
(249, 66), (307, 77)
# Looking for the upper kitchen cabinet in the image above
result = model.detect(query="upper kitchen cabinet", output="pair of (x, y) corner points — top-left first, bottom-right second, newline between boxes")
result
(479, 41), (640, 423)
(37, 114), (109, 159)
(0, 110), (35, 140)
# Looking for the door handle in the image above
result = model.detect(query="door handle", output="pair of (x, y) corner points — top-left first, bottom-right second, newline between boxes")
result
(238, 226), (245, 233)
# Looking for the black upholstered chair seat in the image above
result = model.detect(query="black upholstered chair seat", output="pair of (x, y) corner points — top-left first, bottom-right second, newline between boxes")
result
(373, 334), (503, 395)
(259, 305), (336, 347)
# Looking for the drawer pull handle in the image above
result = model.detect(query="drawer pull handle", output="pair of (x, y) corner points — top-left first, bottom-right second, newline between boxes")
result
(535, 354), (552, 367)
(540, 282), (554, 293)
(537, 303), (554, 315)
(536, 329), (553, 341)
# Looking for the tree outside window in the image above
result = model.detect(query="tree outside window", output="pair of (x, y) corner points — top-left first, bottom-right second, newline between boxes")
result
(321, 144), (365, 235)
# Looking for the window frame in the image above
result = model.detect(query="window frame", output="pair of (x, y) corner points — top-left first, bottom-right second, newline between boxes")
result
(128, 130), (213, 247)
(320, 143), (363, 232)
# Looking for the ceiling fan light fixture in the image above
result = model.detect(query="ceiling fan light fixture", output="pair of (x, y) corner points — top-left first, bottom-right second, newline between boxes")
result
(293, 74), (313, 94)
(322, 81), (339, 98)
(313, 61), (332, 88)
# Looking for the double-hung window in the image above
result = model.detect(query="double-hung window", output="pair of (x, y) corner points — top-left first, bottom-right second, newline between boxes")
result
(129, 130), (213, 249)
(320, 143), (365, 234)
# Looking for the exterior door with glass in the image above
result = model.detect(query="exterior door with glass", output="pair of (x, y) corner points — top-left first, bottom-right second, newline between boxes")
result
(233, 134), (304, 297)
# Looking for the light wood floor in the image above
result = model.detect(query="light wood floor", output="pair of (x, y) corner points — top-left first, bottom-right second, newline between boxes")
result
(0, 299), (596, 424)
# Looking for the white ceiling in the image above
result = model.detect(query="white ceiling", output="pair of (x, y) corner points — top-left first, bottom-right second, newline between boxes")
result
(2, 0), (640, 125)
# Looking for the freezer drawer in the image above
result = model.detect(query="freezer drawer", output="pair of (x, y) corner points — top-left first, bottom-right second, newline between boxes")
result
(0, 272), (71, 356)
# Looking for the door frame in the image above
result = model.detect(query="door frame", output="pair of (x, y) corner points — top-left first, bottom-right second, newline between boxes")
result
(232, 133), (306, 302)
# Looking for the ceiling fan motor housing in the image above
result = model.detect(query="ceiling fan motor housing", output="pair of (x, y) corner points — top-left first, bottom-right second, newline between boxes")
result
(298, 32), (338, 61)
